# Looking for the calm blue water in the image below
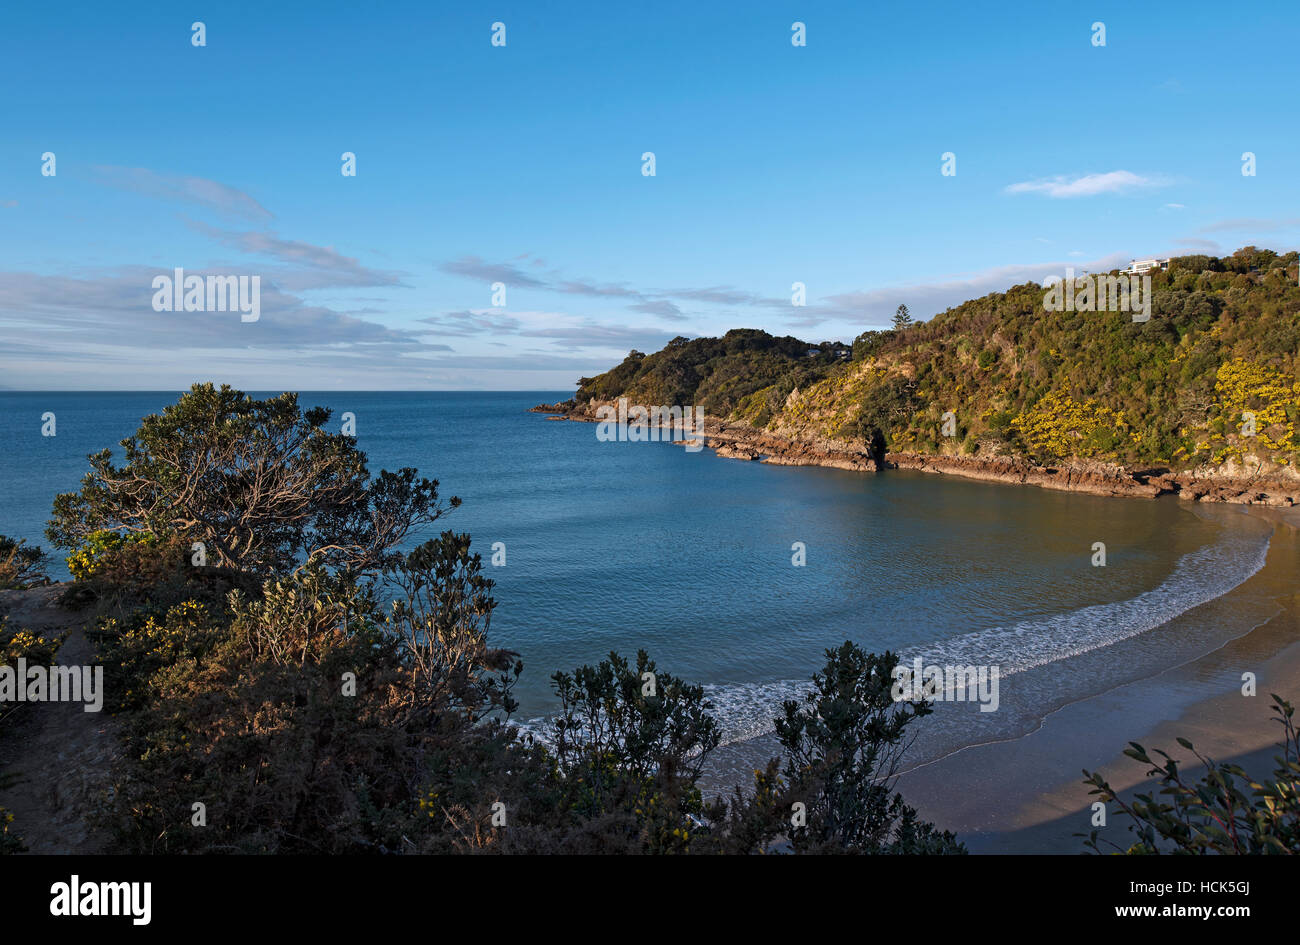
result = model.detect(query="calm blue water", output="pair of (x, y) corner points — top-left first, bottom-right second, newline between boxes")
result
(0, 391), (1273, 772)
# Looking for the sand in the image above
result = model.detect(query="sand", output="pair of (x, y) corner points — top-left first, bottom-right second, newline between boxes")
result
(895, 506), (1300, 853)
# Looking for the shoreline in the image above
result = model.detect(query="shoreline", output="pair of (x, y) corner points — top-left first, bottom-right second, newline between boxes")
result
(540, 391), (1298, 851)
(895, 505), (1300, 853)
(533, 403), (1300, 506)
(699, 506), (1299, 852)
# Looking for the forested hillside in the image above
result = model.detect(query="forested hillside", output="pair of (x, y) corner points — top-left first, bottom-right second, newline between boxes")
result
(570, 247), (1300, 472)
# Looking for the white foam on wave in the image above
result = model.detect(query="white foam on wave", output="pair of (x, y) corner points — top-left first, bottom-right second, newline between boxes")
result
(513, 677), (813, 752)
(919, 530), (1268, 673)
(699, 528), (1270, 747)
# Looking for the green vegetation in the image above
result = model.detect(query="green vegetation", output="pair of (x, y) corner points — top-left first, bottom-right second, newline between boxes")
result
(5, 374), (1299, 854)
(771, 643), (963, 853)
(0, 535), (48, 591)
(26, 386), (961, 855)
(576, 331), (844, 423)
(1082, 695), (1299, 854)
(65, 530), (157, 582)
(570, 248), (1300, 469)
(47, 383), (457, 576)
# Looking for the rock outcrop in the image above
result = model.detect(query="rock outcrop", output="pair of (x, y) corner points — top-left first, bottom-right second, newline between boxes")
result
(535, 401), (1300, 506)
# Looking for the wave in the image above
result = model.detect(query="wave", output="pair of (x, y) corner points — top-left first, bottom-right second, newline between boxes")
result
(699, 528), (1270, 747)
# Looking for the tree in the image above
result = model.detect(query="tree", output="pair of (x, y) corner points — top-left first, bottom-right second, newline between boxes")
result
(851, 329), (886, 361)
(385, 532), (520, 718)
(892, 304), (913, 330)
(772, 642), (965, 854)
(848, 374), (920, 459)
(48, 384), (458, 576)
(547, 650), (720, 852)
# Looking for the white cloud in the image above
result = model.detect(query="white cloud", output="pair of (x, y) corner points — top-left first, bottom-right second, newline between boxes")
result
(817, 253), (1131, 329)
(190, 222), (407, 290)
(1199, 217), (1300, 233)
(1173, 238), (1220, 251)
(419, 308), (680, 353)
(1005, 171), (1166, 198)
(93, 166), (273, 221)
(436, 255), (784, 322)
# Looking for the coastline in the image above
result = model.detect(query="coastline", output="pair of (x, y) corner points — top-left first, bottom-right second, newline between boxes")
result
(538, 396), (1299, 850)
(534, 402), (1300, 506)
(7, 404), (1295, 854)
(895, 505), (1300, 853)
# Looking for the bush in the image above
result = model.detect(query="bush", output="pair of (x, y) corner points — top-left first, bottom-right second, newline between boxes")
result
(66, 529), (157, 581)
(102, 535), (522, 854)
(0, 616), (64, 666)
(1082, 695), (1299, 854)
(48, 384), (458, 576)
(767, 643), (965, 854)
(61, 530), (253, 617)
(87, 599), (222, 713)
(0, 535), (49, 591)
(543, 650), (720, 854)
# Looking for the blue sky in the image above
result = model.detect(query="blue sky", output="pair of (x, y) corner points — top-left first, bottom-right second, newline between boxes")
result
(2, 0), (1296, 390)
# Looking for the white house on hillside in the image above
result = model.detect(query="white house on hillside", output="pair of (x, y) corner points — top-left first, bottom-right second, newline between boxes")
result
(1120, 257), (1171, 274)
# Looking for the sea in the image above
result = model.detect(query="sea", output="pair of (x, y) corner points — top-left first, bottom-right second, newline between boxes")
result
(0, 390), (1275, 785)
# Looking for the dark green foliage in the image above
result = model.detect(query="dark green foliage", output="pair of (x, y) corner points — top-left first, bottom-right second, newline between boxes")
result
(852, 329), (888, 361)
(60, 531), (258, 617)
(48, 383), (458, 576)
(772, 643), (965, 854)
(574, 329), (836, 417)
(849, 374), (920, 459)
(0, 535), (48, 590)
(103, 538), (524, 854)
(532, 651), (720, 853)
(1081, 696), (1299, 855)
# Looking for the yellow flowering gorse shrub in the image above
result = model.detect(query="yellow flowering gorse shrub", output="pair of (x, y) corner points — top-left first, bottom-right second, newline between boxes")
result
(1011, 390), (1134, 462)
(1197, 358), (1300, 465)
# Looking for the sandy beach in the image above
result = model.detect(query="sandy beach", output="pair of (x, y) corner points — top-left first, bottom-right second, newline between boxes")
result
(895, 505), (1300, 853)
